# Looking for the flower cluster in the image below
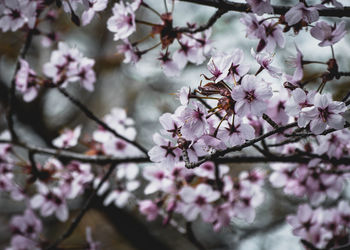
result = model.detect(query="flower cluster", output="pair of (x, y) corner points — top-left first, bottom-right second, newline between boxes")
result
(107, 0), (212, 76)
(7, 209), (43, 250)
(139, 162), (265, 231)
(1, 0), (350, 249)
(15, 42), (96, 102)
(30, 159), (94, 221)
(287, 202), (350, 249)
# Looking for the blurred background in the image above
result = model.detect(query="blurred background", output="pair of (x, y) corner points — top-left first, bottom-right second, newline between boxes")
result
(0, 0), (350, 249)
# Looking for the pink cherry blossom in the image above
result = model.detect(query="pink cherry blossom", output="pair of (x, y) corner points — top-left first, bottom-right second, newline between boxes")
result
(298, 93), (346, 134)
(287, 204), (319, 238)
(179, 102), (209, 141)
(224, 49), (250, 83)
(252, 50), (281, 78)
(240, 14), (264, 39)
(231, 75), (273, 117)
(77, 57), (96, 91)
(142, 165), (174, 195)
(148, 133), (181, 166)
(30, 183), (69, 222)
(310, 21), (346, 47)
(173, 35), (206, 70)
(179, 183), (220, 222)
(217, 117), (255, 147)
(246, 0), (273, 15)
(117, 39), (141, 64)
(0, 0), (37, 32)
(139, 200), (159, 221)
(285, 3), (319, 26)
(15, 59), (39, 102)
(158, 51), (180, 77)
(207, 53), (232, 83)
(260, 20), (285, 53)
(81, 0), (108, 26)
(107, 1), (136, 41)
(52, 125), (82, 149)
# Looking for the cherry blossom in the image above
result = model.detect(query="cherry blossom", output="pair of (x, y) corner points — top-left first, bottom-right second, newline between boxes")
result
(30, 183), (69, 222)
(298, 93), (346, 134)
(285, 3), (320, 26)
(231, 75), (273, 117)
(0, 0), (37, 32)
(52, 125), (82, 149)
(117, 39), (141, 64)
(173, 35), (206, 70)
(15, 59), (39, 102)
(107, 1), (137, 41)
(43, 42), (96, 91)
(217, 116), (255, 147)
(179, 102), (209, 141)
(139, 200), (159, 221)
(310, 21), (346, 47)
(179, 183), (220, 222)
(246, 0), (273, 15)
(81, 0), (108, 26)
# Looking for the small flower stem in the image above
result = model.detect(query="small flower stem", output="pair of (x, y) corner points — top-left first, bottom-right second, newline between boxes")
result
(189, 95), (220, 100)
(132, 34), (153, 46)
(331, 45), (335, 59)
(302, 60), (327, 65)
(163, 0), (169, 13)
(140, 42), (162, 54)
(135, 19), (158, 26)
(213, 113), (228, 137)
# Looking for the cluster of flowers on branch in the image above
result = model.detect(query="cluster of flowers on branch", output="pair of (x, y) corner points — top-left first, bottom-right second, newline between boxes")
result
(0, 0), (350, 249)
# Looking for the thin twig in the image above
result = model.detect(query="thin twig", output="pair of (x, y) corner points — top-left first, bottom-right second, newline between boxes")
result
(177, 8), (228, 34)
(0, 139), (149, 165)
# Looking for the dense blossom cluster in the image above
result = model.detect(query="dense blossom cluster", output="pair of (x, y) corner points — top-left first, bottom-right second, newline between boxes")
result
(107, 0), (212, 76)
(139, 163), (265, 231)
(15, 42), (96, 102)
(287, 202), (350, 249)
(0, 0), (350, 249)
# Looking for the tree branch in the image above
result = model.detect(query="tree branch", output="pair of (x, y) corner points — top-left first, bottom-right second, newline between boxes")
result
(177, 8), (228, 34)
(178, 0), (350, 18)
(0, 139), (150, 165)
(185, 122), (298, 168)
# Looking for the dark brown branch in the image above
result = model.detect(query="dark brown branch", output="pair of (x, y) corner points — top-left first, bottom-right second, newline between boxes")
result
(57, 87), (148, 155)
(177, 8), (228, 34)
(179, 0), (350, 18)
(215, 155), (350, 165)
(0, 139), (149, 165)
(262, 113), (279, 130)
(6, 30), (34, 142)
(46, 163), (118, 250)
